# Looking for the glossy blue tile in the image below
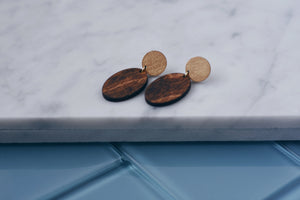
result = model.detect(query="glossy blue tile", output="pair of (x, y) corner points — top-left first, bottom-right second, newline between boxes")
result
(264, 176), (300, 200)
(280, 142), (300, 160)
(0, 144), (120, 200)
(120, 142), (300, 200)
(62, 164), (165, 200)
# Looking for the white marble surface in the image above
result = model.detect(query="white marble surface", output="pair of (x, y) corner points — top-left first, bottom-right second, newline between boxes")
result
(1, 0), (300, 119)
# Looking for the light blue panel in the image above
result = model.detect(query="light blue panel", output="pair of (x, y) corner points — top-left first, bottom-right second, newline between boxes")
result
(261, 142), (300, 199)
(120, 142), (300, 200)
(264, 175), (300, 200)
(0, 144), (120, 200)
(63, 164), (164, 200)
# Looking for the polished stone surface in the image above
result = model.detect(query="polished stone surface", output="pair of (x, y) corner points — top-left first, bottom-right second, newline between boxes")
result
(1, 0), (299, 118)
(0, 0), (299, 141)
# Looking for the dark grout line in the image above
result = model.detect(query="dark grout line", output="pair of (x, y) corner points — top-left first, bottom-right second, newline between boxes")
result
(110, 143), (178, 200)
(42, 159), (126, 200)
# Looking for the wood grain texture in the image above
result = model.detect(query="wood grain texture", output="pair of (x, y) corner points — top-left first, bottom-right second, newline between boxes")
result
(142, 51), (167, 76)
(186, 57), (211, 82)
(145, 73), (191, 106)
(102, 68), (148, 102)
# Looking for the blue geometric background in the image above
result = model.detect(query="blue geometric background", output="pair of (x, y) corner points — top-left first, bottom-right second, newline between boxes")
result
(1, 142), (300, 200)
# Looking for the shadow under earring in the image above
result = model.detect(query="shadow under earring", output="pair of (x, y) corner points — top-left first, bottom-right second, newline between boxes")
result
(102, 51), (167, 102)
(145, 56), (211, 106)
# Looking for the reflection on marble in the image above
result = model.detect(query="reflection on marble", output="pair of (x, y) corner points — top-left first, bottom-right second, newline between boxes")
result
(0, 0), (300, 141)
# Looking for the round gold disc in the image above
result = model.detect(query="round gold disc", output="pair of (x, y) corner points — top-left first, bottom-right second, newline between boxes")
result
(142, 50), (167, 76)
(185, 56), (211, 82)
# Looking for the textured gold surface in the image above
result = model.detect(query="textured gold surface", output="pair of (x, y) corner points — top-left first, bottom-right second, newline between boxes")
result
(142, 51), (167, 76)
(185, 57), (211, 82)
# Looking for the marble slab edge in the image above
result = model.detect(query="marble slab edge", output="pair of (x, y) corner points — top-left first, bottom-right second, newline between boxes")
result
(0, 117), (300, 143)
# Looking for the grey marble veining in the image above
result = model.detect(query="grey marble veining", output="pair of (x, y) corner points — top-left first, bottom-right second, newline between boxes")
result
(0, 0), (300, 142)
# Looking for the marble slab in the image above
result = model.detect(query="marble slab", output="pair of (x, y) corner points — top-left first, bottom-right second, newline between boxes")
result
(1, 0), (300, 142)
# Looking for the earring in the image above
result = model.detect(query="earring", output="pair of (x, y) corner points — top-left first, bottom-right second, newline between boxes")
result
(102, 51), (167, 102)
(145, 56), (211, 106)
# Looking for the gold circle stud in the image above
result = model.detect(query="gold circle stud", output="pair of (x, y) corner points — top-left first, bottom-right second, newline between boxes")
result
(185, 56), (211, 82)
(142, 51), (167, 76)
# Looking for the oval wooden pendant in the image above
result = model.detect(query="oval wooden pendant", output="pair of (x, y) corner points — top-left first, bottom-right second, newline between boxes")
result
(102, 68), (148, 102)
(145, 73), (191, 106)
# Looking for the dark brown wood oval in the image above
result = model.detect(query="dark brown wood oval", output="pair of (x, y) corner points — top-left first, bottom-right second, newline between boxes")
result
(145, 73), (191, 106)
(102, 68), (148, 102)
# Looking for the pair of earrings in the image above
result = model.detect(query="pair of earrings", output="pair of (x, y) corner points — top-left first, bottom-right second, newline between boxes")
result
(102, 51), (211, 106)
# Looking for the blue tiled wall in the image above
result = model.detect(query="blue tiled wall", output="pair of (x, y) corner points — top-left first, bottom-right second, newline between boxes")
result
(1, 142), (300, 200)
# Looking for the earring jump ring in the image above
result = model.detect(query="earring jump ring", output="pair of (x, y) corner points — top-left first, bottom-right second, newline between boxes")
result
(184, 70), (189, 77)
(141, 65), (147, 73)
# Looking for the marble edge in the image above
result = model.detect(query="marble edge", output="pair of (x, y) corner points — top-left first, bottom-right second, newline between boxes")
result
(0, 116), (300, 128)
(0, 116), (300, 143)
